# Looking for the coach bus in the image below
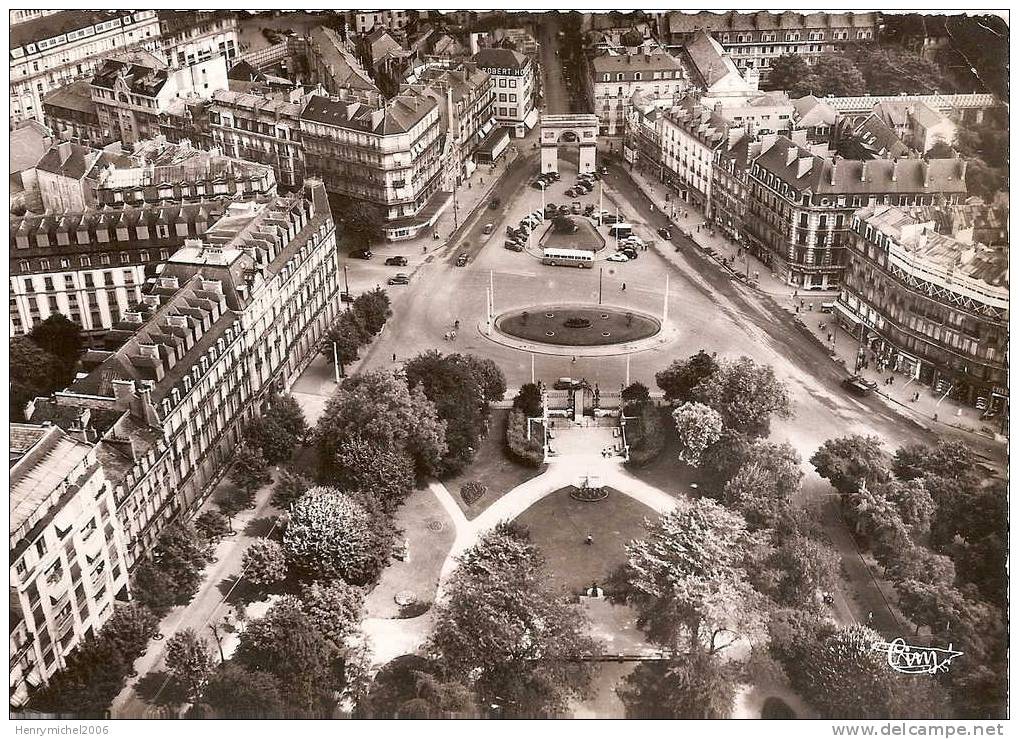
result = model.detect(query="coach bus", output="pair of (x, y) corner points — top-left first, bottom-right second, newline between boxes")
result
(541, 247), (594, 268)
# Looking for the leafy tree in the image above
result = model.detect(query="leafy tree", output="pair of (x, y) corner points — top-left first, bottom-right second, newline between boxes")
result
(314, 370), (446, 482)
(234, 600), (338, 717)
(882, 543), (956, 586)
(763, 54), (811, 93)
(102, 602), (158, 658)
(619, 498), (765, 653)
(405, 350), (488, 475)
(945, 598), (1007, 718)
(29, 636), (130, 715)
(298, 580), (365, 654)
(621, 381), (650, 405)
(28, 313), (84, 385)
(130, 560), (179, 617)
(195, 510), (231, 542)
(271, 469), (312, 510)
(654, 350), (718, 403)
(693, 356), (791, 436)
(895, 579), (965, 635)
(397, 671), (477, 718)
(362, 655), (474, 719)
(723, 441), (802, 530)
(671, 402), (723, 466)
(230, 442), (271, 500)
(505, 408), (545, 467)
(165, 628), (215, 702)
(246, 395), (307, 464)
(243, 538), (288, 587)
(884, 478), (935, 538)
(454, 354), (506, 404)
(10, 336), (63, 421)
(768, 612), (949, 719)
(333, 434), (415, 510)
(152, 523), (210, 604)
(428, 528), (600, 718)
(699, 429), (752, 496)
(340, 199), (385, 248)
(805, 54), (867, 97)
(763, 534), (840, 610)
(551, 214), (578, 233)
(892, 440), (975, 482)
(512, 383), (543, 417)
(203, 663), (285, 719)
(321, 312), (365, 372)
(617, 654), (737, 719)
(810, 435), (890, 495)
(351, 287), (392, 337)
(283, 487), (393, 585)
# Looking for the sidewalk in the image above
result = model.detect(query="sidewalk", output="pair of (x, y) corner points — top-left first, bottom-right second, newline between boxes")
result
(613, 161), (1002, 447)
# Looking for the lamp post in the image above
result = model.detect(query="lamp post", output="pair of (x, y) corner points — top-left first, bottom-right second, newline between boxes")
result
(332, 341), (341, 383)
(598, 267), (603, 305)
(343, 264), (350, 296)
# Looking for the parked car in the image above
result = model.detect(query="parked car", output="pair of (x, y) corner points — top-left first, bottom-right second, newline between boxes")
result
(387, 273), (410, 285)
(531, 180), (546, 190)
(553, 377), (587, 390)
(384, 255), (408, 266)
(505, 241), (524, 252)
(607, 252), (630, 262)
(565, 187), (579, 197)
(351, 249), (372, 259)
(842, 375), (878, 396)
(482, 223), (494, 235)
(456, 253), (469, 267)
(657, 228), (672, 240)
(506, 225), (517, 236)
(571, 201), (583, 214)
(602, 214), (621, 225)
(558, 205), (571, 215)
(598, 166), (609, 175)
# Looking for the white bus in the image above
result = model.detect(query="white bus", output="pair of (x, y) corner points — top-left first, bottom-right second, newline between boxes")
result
(541, 247), (594, 268)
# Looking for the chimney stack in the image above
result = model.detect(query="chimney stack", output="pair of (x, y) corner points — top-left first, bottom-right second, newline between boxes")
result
(922, 162), (930, 188)
(860, 161), (867, 182)
(891, 160), (897, 182)
(786, 146), (798, 166)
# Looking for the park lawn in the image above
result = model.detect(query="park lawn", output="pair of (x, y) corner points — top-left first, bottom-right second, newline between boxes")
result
(364, 485), (456, 619)
(443, 407), (546, 520)
(515, 486), (654, 594)
(624, 419), (703, 499)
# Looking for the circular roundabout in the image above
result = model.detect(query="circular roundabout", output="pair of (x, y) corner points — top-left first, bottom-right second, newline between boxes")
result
(495, 304), (661, 347)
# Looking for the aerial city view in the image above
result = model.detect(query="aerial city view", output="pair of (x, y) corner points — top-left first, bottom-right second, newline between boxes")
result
(8, 8), (1009, 725)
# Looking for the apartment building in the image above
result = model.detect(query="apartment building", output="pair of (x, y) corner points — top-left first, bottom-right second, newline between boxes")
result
(37, 182), (340, 566)
(10, 10), (62, 26)
(208, 89), (308, 190)
(404, 63), (497, 188)
(588, 49), (687, 136)
(353, 10), (416, 35)
(301, 89), (446, 238)
(305, 26), (380, 97)
(10, 423), (130, 708)
(744, 136), (969, 288)
(840, 204), (1007, 412)
(10, 10), (161, 124)
(90, 52), (229, 147)
(659, 99), (733, 214)
(712, 130), (762, 244)
(10, 199), (233, 338)
(42, 80), (110, 148)
(95, 137), (278, 207)
(472, 47), (537, 137)
(33, 141), (131, 213)
(156, 10), (239, 70)
(158, 96), (215, 151)
(870, 100), (957, 154)
(659, 11), (879, 80)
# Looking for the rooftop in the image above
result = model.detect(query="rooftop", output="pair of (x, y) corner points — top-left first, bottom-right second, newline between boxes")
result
(666, 10), (879, 36)
(302, 89), (437, 135)
(100, 138), (276, 191)
(473, 46), (530, 71)
(9, 120), (53, 175)
(10, 423), (92, 538)
(92, 57), (170, 97)
(307, 26), (379, 94)
(42, 79), (97, 116)
(10, 9), (133, 49)
(683, 30), (742, 88)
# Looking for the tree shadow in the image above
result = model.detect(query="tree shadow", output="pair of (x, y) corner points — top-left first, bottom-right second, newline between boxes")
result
(242, 515), (279, 539)
(133, 669), (187, 707)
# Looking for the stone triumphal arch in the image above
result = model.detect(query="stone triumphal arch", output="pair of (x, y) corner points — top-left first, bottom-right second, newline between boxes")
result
(540, 114), (599, 175)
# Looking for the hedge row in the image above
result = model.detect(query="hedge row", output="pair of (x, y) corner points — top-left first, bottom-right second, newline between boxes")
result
(505, 409), (545, 467)
(624, 403), (667, 467)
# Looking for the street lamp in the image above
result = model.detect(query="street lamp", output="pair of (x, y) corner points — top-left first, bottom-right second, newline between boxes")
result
(343, 264), (350, 296)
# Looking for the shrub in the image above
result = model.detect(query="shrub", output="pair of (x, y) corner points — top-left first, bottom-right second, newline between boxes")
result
(624, 404), (667, 467)
(505, 409), (545, 467)
(460, 480), (488, 505)
(243, 538), (288, 588)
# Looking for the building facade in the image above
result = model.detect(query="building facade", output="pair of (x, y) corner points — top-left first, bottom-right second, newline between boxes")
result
(353, 10), (416, 35)
(91, 53), (229, 148)
(42, 80), (110, 148)
(39, 182), (341, 567)
(660, 11), (879, 80)
(156, 10), (239, 70)
(588, 50), (687, 136)
(300, 89), (446, 236)
(10, 423), (131, 707)
(10, 10), (161, 124)
(839, 205), (1008, 413)
(660, 99), (732, 214)
(745, 136), (968, 288)
(472, 47), (537, 137)
(208, 89), (308, 190)
(10, 200), (234, 338)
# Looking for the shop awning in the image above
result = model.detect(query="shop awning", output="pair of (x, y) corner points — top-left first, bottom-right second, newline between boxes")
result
(834, 302), (862, 325)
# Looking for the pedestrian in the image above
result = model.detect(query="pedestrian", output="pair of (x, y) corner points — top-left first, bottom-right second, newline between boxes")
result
(393, 352), (397, 362)
(585, 535), (593, 546)
(572, 355), (577, 363)
(933, 413), (939, 423)
(867, 611), (873, 623)
(621, 282), (626, 291)
(450, 330), (456, 341)
(827, 333), (833, 343)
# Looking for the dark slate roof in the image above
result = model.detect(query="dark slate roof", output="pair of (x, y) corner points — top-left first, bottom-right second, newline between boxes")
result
(10, 10), (128, 49)
(666, 10), (878, 35)
(755, 136), (968, 195)
(852, 114), (911, 159)
(472, 47), (529, 71)
(302, 91), (436, 135)
(43, 79), (97, 116)
(92, 59), (169, 97)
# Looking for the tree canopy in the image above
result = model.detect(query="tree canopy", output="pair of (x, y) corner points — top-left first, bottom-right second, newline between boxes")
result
(617, 654), (737, 719)
(693, 356), (791, 436)
(655, 350), (718, 403)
